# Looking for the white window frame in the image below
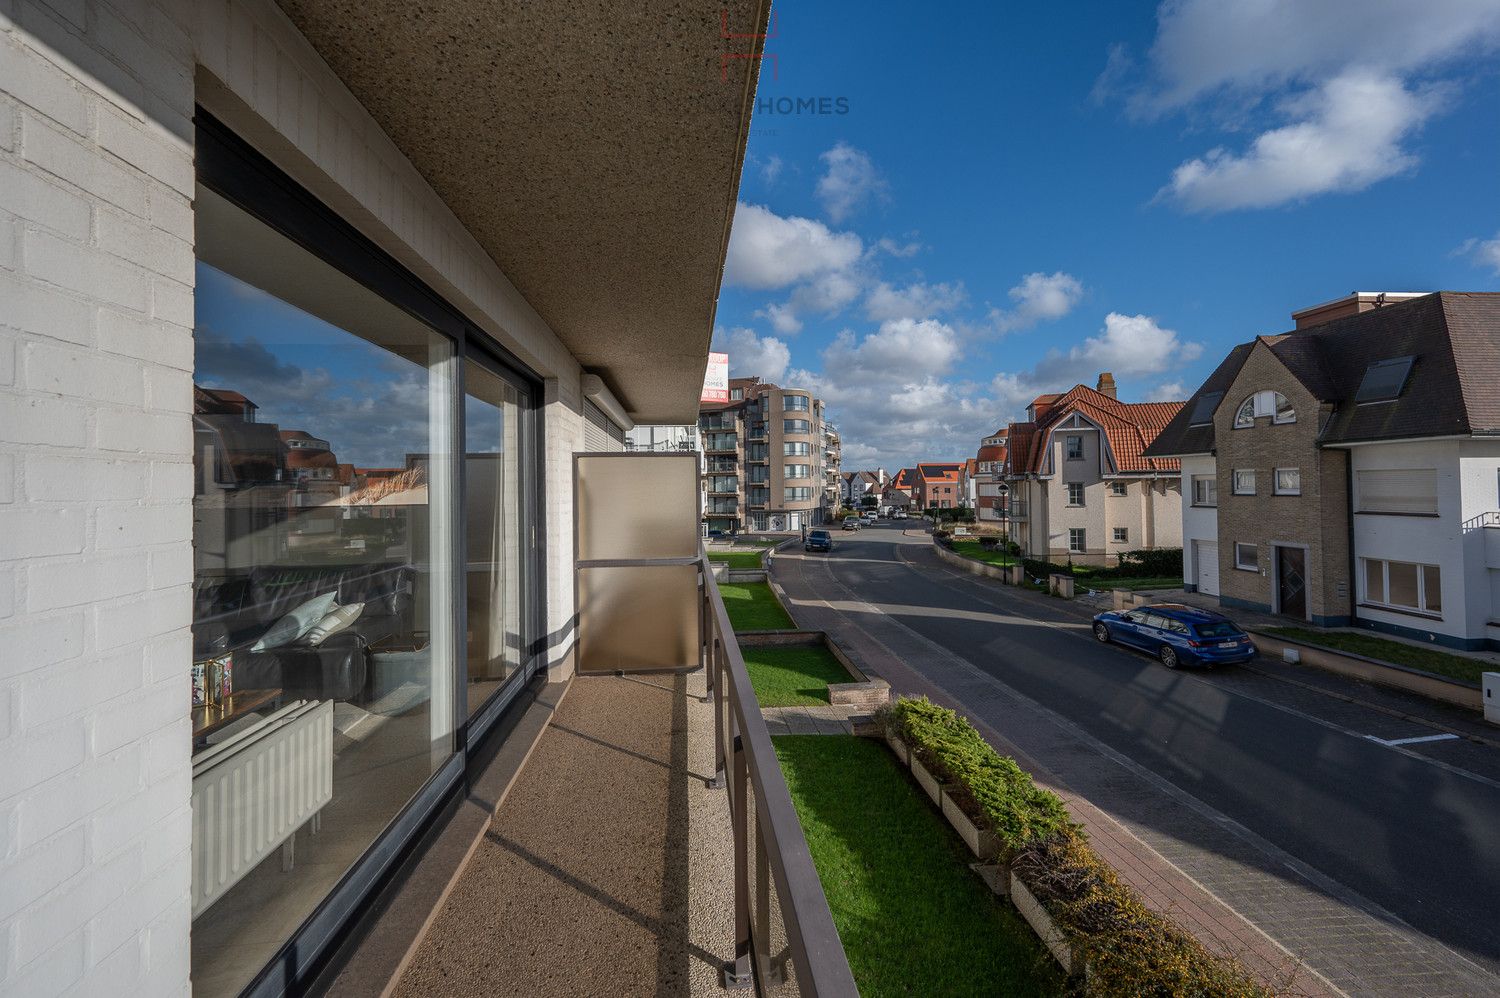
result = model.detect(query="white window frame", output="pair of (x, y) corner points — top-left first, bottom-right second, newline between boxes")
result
(1065, 435), (1083, 460)
(1361, 557), (1442, 617)
(1273, 468), (1301, 495)
(1112, 527), (1128, 544)
(1234, 542), (1258, 571)
(1066, 482), (1085, 506)
(1233, 390), (1296, 428)
(1068, 528), (1086, 553)
(1232, 469), (1256, 495)
(1108, 481), (1127, 496)
(1191, 475), (1217, 507)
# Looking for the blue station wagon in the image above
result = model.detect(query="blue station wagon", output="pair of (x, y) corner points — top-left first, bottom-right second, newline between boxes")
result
(1091, 604), (1256, 669)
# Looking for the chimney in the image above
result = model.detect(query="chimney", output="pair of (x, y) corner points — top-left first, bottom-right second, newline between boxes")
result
(1290, 291), (1428, 330)
(1096, 372), (1117, 400)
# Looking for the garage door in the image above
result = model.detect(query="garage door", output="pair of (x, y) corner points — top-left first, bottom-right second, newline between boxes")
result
(1195, 541), (1219, 596)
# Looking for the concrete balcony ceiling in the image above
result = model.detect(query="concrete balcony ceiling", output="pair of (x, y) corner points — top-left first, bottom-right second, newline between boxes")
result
(275, 0), (770, 423)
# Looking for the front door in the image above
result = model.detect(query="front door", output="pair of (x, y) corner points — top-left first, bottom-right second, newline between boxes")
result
(1276, 546), (1307, 620)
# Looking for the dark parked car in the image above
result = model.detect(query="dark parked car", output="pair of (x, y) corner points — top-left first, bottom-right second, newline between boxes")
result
(1091, 603), (1256, 669)
(804, 529), (833, 553)
(841, 518), (863, 531)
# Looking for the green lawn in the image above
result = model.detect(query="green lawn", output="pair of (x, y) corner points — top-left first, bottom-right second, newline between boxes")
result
(707, 550), (766, 570)
(743, 645), (853, 706)
(717, 581), (795, 631)
(949, 539), (1016, 567)
(1264, 627), (1492, 684)
(774, 736), (1062, 997)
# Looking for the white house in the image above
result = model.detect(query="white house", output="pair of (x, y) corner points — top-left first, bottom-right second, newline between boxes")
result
(1146, 292), (1500, 650)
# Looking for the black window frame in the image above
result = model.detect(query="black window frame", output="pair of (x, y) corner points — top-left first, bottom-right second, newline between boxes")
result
(195, 109), (547, 997)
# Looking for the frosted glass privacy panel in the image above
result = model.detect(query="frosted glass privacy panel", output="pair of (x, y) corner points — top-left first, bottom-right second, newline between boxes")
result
(576, 453), (699, 561)
(577, 565), (700, 672)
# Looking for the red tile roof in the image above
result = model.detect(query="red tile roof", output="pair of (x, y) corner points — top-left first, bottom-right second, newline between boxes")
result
(1010, 385), (1184, 474)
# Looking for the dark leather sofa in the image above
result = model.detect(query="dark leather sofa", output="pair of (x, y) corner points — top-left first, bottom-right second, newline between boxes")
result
(193, 562), (416, 702)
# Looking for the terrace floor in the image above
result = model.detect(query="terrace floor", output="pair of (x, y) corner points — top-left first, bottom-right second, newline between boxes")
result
(389, 671), (733, 997)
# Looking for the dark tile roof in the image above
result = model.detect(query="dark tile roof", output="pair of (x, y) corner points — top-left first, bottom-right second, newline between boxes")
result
(1148, 293), (1500, 455)
(1143, 343), (1254, 457)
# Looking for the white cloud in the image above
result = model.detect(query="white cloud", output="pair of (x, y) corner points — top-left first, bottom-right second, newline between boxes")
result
(874, 236), (923, 258)
(1144, 0), (1500, 110)
(864, 280), (966, 322)
(815, 142), (888, 223)
(755, 303), (802, 335)
(789, 271), (863, 315)
(1161, 71), (1443, 212)
(760, 154), (783, 185)
(1147, 381), (1187, 401)
(723, 202), (863, 290)
(1111, 0), (1500, 210)
(1457, 231), (1500, 275)
(1033, 312), (1201, 383)
(712, 326), (791, 384)
(989, 271), (1085, 332)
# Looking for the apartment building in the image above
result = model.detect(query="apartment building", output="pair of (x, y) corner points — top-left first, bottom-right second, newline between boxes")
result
(1003, 374), (1184, 564)
(1145, 292), (1500, 650)
(0, 3), (790, 996)
(823, 420), (843, 512)
(973, 430), (1008, 521)
(699, 376), (839, 534)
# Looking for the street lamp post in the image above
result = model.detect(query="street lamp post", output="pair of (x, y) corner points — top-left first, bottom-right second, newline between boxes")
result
(996, 482), (1011, 568)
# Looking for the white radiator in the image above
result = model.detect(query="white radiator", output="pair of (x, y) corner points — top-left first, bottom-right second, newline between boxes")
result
(191, 699), (334, 919)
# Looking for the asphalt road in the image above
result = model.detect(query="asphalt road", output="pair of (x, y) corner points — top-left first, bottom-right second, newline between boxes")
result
(781, 523), (1500, 982)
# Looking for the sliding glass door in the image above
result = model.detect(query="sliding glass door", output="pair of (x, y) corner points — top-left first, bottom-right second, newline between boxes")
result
(462, 360), (530, 716)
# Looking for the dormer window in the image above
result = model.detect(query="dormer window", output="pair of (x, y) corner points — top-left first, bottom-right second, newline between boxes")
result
(1233, 390), (1295, 428)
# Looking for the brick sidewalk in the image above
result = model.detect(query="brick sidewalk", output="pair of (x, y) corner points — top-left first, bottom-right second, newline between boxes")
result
(771, 541), (1500, 998)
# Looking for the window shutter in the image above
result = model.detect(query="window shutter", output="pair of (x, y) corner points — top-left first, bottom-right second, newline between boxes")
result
(1356, 469), (1437, 514)
(584, 400), (624, 451)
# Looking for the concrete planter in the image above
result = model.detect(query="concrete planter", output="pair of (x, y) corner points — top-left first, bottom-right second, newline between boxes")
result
(884, 731), (910, 766)
(940, 789), (999, 861)
(910, 755), (946, 805)
(1010, 873), (1082, 976)
(970, 862), (1011, 896)
(1048, 574), (1075, 599)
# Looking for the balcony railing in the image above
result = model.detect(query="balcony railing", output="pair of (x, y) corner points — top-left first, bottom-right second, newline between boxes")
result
(1001, 499), (1028, 520)
(698, 552), (860, 995)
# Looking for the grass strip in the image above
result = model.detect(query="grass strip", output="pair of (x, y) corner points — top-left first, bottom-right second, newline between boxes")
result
(1264, 626), (1489, 684)
(743, 645), (853, 706)
(774, 735), (1062, 997)
(717, 581), (795, 631)
(706, 550), (766, 570)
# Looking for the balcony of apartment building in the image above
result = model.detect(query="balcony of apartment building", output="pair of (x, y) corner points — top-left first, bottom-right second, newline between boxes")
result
(704, 432), (741, 454)
(747, 421), (770, 442)
(706, 474), (741, 497)
(328, 465), (853, 998)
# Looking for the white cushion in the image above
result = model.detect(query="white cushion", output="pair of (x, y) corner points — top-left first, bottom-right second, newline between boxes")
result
(251, 591), (339, 651)
(304, 602), (365, 646)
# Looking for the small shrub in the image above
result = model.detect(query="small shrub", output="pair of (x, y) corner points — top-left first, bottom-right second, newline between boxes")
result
(1013, 836), (1270, 997)
(1115, 547), (1184, 578)
(882, 698), (1074, 856)
(880, 697), (1273, 998)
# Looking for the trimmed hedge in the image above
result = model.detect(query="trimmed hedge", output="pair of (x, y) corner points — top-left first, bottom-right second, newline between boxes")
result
(880, 697), (1271, 997)
(1114, 547), (1183, 578)
(882, 698), (1073, 855)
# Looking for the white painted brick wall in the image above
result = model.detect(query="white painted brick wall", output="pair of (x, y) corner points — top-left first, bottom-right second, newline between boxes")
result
(2, 0), (605, 991)
(0, 0), (196, 993)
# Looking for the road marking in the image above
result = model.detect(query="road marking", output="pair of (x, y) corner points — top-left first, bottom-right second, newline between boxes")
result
(1366, 733), (1460, 747)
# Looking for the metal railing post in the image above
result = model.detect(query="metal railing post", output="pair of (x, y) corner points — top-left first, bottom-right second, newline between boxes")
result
(709, 637), (726, 790)
(725, 727), (752, 989)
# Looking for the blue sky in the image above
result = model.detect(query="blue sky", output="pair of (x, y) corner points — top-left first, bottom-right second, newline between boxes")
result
(712, 1), (1500, 470)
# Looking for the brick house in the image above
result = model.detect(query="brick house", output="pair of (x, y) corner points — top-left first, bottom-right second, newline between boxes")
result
(1002, 374), (1184, 564)
(915, 462), (965, 510)
(1145, 291), (1500, 649)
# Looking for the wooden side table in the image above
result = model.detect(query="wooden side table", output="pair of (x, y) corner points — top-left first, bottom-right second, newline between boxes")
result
(192, 688), (283, 741)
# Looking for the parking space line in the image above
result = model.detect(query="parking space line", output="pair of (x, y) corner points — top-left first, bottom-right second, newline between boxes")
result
(1366, 733), (1461, 747)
